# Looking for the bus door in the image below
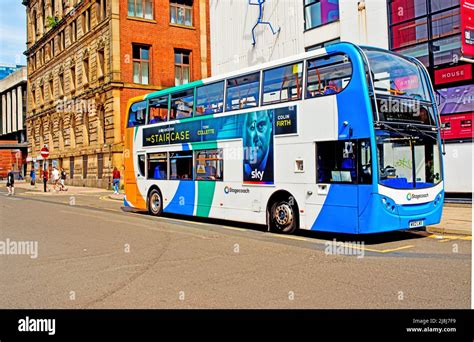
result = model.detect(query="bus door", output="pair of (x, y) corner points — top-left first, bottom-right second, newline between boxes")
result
(307, 140), (362, 233)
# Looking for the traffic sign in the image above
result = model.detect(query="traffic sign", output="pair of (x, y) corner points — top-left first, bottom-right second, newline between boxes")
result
(40, 146), (49, 159)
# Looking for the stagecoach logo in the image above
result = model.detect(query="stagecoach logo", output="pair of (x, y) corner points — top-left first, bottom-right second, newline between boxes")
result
(224, 186), (250, 194)
(406, 193), (429, 201)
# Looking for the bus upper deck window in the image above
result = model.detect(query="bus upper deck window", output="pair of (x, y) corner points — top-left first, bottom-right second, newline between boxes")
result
(127, 100), (147, 127)
(171, 89), (194, 120)
(262, 62), (303, 105)
(226, 72), (260, 111)
(306, 54), (352, 99)
(196, 81), (225, 116)
(148, 96), (169, 123)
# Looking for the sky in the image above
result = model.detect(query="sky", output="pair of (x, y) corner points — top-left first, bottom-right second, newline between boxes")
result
(0, 0), (27, 66)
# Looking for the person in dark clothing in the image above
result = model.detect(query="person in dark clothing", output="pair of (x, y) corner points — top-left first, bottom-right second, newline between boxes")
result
(42, 169), (49, 192)
(6, 169), (15, 196)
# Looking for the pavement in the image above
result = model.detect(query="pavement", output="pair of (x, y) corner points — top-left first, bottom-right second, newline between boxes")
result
(429, 203), (472, 236)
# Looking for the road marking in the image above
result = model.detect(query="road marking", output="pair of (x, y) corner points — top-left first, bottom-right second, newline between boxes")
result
(268, 234), (310, 242)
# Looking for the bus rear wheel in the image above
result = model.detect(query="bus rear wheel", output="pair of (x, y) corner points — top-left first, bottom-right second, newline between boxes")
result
(148, 189), (163, 216)
(269, 200), (297, 234)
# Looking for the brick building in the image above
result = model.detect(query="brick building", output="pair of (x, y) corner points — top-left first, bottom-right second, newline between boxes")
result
(23, 0), (210, 188)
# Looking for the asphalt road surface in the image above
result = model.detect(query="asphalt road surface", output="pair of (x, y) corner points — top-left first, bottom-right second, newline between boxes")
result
(0, 188), (470, 309)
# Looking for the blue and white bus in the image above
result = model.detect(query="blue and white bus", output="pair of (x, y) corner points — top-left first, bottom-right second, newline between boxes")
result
(124, 42), (444, 234)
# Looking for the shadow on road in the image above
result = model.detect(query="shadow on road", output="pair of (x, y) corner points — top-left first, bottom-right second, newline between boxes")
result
(122, 207), (428, 245)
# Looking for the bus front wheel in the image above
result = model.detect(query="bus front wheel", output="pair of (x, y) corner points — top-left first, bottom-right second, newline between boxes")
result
(148, 189), (163, 216)
(269, 200), (297, 234)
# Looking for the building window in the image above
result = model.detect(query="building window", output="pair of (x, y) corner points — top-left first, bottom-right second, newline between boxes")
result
(82, 8), (91, 34)
(391, 17), (428, 49)
(133, 45), (150, 84)
(70, 65), (76, 93)
(174, 49), (190, 85)
(433, 35), (462, 66)
(97, 49), (105, 80)
(49, 78), (54, 102)
(431, 8), (460, 40)
(304, 0), (340, 31)
(128, 0), (153, 20)
(170, 0), (193, 26)
(70, 21), (77, 44)
(59, 71), (64, 97)
(390, 0), (427, 24)
(96, 0), (107, 21)
(389, 0), (462, 69)
(40, 84), (45, 105)
(82, 155), (88, 179)
(82, 57), (90, 87)
(70, 156), (74, 179)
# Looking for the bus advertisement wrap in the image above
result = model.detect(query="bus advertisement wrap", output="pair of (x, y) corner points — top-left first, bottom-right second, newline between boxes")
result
(142, 106), (297, 184)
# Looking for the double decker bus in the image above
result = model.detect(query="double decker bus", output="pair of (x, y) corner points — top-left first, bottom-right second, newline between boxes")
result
(123, 42), (444, 234)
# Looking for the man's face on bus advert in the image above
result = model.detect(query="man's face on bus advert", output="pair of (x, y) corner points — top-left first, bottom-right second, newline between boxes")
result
(244, 111), (272, 167)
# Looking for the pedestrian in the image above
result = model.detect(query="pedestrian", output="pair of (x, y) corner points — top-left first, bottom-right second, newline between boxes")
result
(30, 169), (36, 187)
(60, 168), (68, 191)
(42, 168), (49, 192)
(6, 168), (15, 196)
(112, 167), (120, 195)
(52, 167), (60, 192)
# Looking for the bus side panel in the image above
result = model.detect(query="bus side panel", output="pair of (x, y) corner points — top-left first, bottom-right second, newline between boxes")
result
(310, 184), (359, 234)
(163, 181), (196, 215)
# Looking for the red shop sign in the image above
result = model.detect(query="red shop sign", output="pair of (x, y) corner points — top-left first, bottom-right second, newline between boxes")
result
(461, 0), (474, 58)
(434, 64), (472, 85)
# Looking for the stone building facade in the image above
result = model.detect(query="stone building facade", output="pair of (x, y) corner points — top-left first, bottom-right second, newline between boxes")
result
(24, 0), (210, 188)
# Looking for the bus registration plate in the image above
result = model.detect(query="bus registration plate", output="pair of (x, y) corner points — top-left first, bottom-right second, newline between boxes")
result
(409, 220), (424, 228)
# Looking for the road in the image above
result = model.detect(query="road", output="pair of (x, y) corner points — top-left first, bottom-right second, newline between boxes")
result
(0, 187), (470, 309)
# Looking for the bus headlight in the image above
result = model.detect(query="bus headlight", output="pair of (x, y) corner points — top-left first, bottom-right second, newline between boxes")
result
(381, 197), (396, 212)
(433, 192), (443, 207)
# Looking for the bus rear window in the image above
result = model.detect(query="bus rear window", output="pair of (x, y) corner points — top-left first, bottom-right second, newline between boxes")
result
(127, 100), (147, 127)
(306, 54), (352, 98)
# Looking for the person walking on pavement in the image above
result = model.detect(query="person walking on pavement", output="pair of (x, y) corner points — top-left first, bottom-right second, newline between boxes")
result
(6, 168), (15, 196)
(52, 167), (60, 192)
(60, 168), (68, 191)
(42, 168), (49, 192)
(30, 169), (36, 187)
(112, 167), (120, 195)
